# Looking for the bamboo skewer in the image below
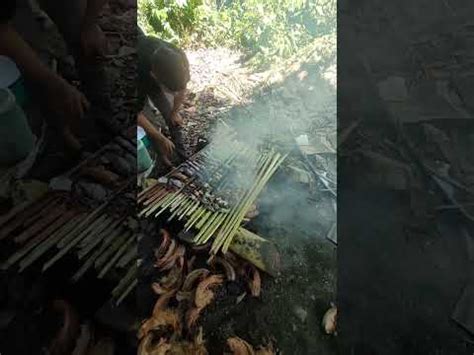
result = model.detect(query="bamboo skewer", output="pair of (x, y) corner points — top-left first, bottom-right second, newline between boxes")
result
(72, 237), (110, 282)
(14, 206), (65, 243)
(222, 154), (287, 252)
(194, 212), (224, 244)
(184, 207), (206, 231)
(211, 152), (286, 254)
(57, 213), (108, 248)
(222, 153), (283, 241)
(178, 199), (199, 220)
(0, 197), (60, 241)
(153, 192), (186, 218)
(115, 279), (137, 306)
(142, 193), (174, 217)
(0, 195), (59, 240)
(142, 187), (167, 206)
(79, 216), (116, 248)
(18, 213), (85, 271)
(1, 213), (83, 271)
(55, 209), (103, 248)
(195, 210), (212, 229)
(42, 201), (116, 272)
(117, 246), (136, 268)
(95, 233), (129, 269)
(98, 233), (134, 278)
(167, 198), (192, 222)
(78, 222), (125, 259)
(167, 193), (187, 213)
(209, 152), (274, 253)
(112, 263), (136, 298)
(14, 208), (74, 248)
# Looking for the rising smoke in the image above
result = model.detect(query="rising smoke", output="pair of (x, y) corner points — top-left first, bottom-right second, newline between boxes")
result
(201, 52), (337, 240)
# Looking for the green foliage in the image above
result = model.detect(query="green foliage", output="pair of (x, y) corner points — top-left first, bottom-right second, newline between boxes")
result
(138, 0), (336, 68)
(138, 0), (203, 44)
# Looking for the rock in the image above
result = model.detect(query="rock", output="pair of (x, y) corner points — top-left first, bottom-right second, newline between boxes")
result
(49, 176), (73, 192)
(118, 46), (136, 57)
(106, 153), (133, 176)
(76, 182), (108, 201)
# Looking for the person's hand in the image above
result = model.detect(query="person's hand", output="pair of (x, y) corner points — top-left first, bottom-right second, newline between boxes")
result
(80, 23), (108, 60)
(155, 135), (175, 167)
(46, 75), (90, 122)
(156, 135), (175, 157)
(170, 112), (184, 127)
(150, 132), (175, 165)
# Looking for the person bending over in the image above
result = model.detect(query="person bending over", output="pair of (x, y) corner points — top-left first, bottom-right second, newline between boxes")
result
(137, 27), (190, 165)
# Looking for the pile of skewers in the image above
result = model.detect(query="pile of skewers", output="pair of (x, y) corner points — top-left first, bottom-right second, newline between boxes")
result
(0, 182), (137, 304)
(0, 127), (138, 304)
(138, 136), (287, 255)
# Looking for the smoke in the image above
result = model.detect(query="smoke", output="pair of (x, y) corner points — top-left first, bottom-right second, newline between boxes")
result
(200, 53), (337, 239)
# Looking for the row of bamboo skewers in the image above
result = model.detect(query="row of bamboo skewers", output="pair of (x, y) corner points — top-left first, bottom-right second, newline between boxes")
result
(0, 127), (139, 305)
(0, 181), (137, 305)
(138, 138), (287, 254)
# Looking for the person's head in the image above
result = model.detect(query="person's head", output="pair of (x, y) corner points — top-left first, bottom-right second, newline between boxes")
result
(150, 43), (190, 92)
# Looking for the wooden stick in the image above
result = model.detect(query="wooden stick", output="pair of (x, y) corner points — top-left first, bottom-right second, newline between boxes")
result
(2, 212), (82, 271)
(94, 233), (128, 269)
(57, 213), (108, 248)
(142, 187), (167, 206)
(112, 263), (136, 297)
(194, 212), (223, 244)
(14, 206), (66, 243)
(79, 216), (116, 248)
(115, 279), (137, 306)
(178, 199), (199, 220)
(0, 195), (60, 240)
(117, 245), (137, 268)
(212, 152), (284, 254)
(78, 222), (125, 259)
(72, 240), (109, 282)
(222, 154), (287, 252)
(195, 210), (212, 229)
(72, 225), (123, 281)
(97, 233), (134, 278)
(0, 194), (57, 236)
(142, 193), (173, 217)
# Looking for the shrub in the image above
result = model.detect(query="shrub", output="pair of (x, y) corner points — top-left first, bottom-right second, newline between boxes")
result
(138, 0), (336, 68)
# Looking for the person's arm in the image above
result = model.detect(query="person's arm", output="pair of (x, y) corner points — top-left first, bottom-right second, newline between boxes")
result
(0, 24), (58, 87)
(137, 112), (162, 140)
(170, 89), (186, 126)
(0, 24), (89, 120)
(137, 112), (175, 166)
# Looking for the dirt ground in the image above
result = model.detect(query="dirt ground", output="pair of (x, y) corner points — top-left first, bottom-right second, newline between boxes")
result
(200, 173), (337, 354)
(338, 2), (474, 354)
